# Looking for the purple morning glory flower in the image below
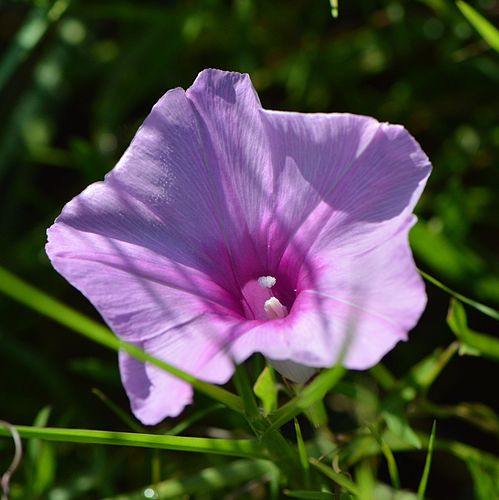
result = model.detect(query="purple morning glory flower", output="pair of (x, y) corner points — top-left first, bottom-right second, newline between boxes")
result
(46, 69), (431, 425)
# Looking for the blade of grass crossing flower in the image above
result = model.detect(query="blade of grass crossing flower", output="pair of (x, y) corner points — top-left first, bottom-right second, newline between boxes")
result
(309, 458), (359, 496)
(417, 420), (436, 499)
(447, 299), (499, 361)
(269, 365), (346, 430)
(456, 1), (499, 52)
(104, 459), (278, 500)
(419, 269), (499, 321)
(294, 419), (310, 488)
(0, 426), (265, 458)
(0, 266), (244, 413)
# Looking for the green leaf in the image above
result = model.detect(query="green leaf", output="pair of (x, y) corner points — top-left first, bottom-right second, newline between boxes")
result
(434, 439), (499, 500)
(0, 266), (244, 414)
(254, 366), (278, 415)
(104, 459), (278, 500)
(457, 1), (499, 53)
(383, 343), (459, 413)
(411, 224), (481, 282)
(447, 299), (499, 361)
(369, 364), (397, 391)
(269, 365), (346, 430)
(382, 412), (422, 450)
(304, 400), (329, 428)
(417, 420), (436, 499)
(0, 425), (265, 458)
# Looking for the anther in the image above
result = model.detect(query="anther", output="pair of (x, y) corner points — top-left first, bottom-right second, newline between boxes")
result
(264, 297), (288, 320)
(258, 275), (277, 289)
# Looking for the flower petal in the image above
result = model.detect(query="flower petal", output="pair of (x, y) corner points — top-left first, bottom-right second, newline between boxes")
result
(46, 184), (240, 342)
(119, 313), (238, 425)
(261, 111), (431, 267)
(46, 184), (243, 423)
(119, 349), (193, 425)
(230, 222), (426, 371)
(268, 359), (317, 384)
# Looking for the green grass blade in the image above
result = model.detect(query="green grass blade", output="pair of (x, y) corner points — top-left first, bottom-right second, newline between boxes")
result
(447, 299), (499, 361)
(269, 365), (346, 430)
(419, 269), (499, 321)
(417, 420), (436, 498)
(0, 425), (265, 458)
(368, 425), (400, 490)
(294, 419), (310, 488)
(309, 458), (359, 496)
(457, 1), (499, 53)
(0, 266), (244, 413)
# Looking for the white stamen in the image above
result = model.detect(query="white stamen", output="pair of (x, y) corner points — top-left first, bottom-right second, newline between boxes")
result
(264, 297), (288, 320)
(258, 275), (277, 289)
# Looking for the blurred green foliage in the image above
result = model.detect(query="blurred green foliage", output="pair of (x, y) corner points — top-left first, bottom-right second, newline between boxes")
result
(1, 0), (498, 498)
